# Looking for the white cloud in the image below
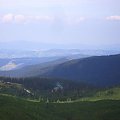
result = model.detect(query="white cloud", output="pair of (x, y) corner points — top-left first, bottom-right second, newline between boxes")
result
(106, 16), (120, 21)
(0, 13), (85, 25)
(34, 16), (54, 22)
(14, 15), (26, 23)
(1, 14), (54, 24)
(2, 14), (14, 23)
(65, 16), (85, 25)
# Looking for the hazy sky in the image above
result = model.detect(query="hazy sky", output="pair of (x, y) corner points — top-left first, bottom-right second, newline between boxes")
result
(0, 0), (120, 50)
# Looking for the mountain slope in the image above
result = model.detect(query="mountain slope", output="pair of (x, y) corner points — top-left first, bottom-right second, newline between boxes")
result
(0, 54), (120, 87)
(42, 54), (120, 87)
(0, 54), (89, 77)
(0, 60), (24, 71)
(1, 77), (94, 100)
(79, 86), (120, 101)
(0, 94), (120, 120)
(0, 57), (69, 77)
(0, 81), (32, 97)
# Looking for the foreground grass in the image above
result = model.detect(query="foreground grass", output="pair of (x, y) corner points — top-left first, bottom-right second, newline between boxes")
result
(0, 94), (120, 120)
(78, 87), (120, 101)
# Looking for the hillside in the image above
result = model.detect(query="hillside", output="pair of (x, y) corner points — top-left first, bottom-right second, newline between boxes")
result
(1, 77), (94, 101)
(0, 54), (89, 76)
(0, 81), (33, 98)
(41, 54), (120, 87)
(0, 54), (120, 87)
(0, 94), (120, 120)
(79, 86), (120, 101)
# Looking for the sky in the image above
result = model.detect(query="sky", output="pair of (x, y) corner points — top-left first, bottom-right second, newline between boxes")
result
(0, 0), (120, 50)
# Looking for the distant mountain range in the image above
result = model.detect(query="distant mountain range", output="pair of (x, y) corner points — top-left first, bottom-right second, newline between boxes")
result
(0, 49), (120, 58)
(0, 57), (64, 69)
(0, 54), (120, 87)
(0, 53), (89, 71)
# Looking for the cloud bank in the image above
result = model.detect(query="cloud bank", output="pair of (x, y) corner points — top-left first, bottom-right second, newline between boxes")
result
(106, 16), (120, 21)
(0, 13), (85, 25)
(1, 14), (55, 24)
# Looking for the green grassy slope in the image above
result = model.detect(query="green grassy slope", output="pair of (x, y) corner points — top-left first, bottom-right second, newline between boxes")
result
(0, 94), (120, 120)
(79, 87), (120, 101)
(0, 81), (33, 98)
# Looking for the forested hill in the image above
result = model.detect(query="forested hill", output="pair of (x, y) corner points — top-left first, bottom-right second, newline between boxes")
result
(41, 54), (120, 87)
(0, 54), (120, 87)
